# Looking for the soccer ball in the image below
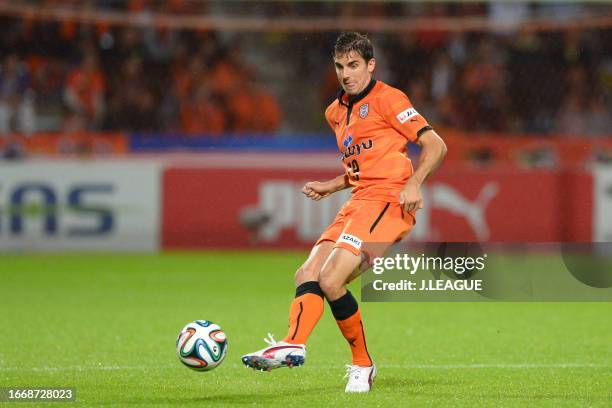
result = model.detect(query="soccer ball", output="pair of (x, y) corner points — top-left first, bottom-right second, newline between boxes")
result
(176, 320), (228, 371)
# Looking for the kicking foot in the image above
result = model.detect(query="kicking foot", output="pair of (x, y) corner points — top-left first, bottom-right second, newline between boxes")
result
(241, 333), (306, 371)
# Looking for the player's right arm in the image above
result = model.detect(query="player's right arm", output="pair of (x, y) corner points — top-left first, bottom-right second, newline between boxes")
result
(303, 103), (350, 201)
(302, 174), (351, 201)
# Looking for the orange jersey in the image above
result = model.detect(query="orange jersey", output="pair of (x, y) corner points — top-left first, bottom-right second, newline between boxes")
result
(325, 80), (431, 202)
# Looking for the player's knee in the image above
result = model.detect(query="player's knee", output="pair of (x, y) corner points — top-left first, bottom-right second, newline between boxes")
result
(294, 265), (320, 286)
(318, 265), (344, 299)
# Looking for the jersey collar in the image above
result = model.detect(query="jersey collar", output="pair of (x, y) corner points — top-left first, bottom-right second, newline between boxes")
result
(337, 79), (377, 107)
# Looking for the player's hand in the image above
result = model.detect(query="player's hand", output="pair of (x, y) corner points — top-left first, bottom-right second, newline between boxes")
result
(302, 181), (332, 201)
(399, 179), (424, 212)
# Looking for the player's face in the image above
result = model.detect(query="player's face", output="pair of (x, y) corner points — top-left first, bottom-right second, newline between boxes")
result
(334, 51), (376, 96)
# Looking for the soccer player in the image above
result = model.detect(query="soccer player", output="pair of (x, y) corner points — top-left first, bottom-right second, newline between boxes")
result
(241, 32), (447, 393)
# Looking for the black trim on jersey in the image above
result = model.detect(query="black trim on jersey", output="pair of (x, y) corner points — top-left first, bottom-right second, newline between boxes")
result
(417, 125), (434, 139)
(369, 202), (390, 234)
(336, 79), (377, 125)
(336, 79), (377, 107)
(290, 301), (304, 341)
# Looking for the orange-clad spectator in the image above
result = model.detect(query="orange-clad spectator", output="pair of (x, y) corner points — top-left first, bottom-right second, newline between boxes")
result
(250, 86), (282, 132)
(63, 52), (106, 130)
(128, 0), (149, 13)
(27, 56), (64, 102)
(180, 82), (225, 135)
(209, 61), (242, 95)
(60, 20), (77, 41)
(174, 56), (206, 101)
(225, 79), (282, 133)
(226, 88), (253, 132)
(169, 43), (190, 86)
(209, 47), (245, 95)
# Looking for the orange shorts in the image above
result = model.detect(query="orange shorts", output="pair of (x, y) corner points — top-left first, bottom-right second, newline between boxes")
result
(315, 199), (415, 257)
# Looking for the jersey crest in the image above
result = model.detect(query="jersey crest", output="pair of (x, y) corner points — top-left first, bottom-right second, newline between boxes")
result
(359, 103), (369, 119)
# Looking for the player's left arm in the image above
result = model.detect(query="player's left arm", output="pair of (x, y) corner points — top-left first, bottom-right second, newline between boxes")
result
(379, 89), (447, 212)
(399, 129), (447, 212)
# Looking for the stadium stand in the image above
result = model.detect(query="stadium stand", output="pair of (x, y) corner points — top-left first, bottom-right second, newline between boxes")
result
(0, 1), (610, 137)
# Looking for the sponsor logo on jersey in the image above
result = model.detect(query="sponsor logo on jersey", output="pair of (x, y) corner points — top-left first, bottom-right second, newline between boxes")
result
(359, 103), (369, 119)
(343, 134), (353, 148)
(338, 233), (362, 250)
(342, 139), (373, 160)
(396, 107), (419, 124)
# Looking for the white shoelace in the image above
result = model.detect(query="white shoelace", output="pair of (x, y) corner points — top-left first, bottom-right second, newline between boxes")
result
(344, 364), (361, 379)
(263, 332), (278, 346)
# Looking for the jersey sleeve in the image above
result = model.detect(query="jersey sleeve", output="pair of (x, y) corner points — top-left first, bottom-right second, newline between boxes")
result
(379, 89), (431, 143)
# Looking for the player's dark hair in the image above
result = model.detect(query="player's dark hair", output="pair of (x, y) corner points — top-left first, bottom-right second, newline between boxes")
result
(333, 32), (374, 62)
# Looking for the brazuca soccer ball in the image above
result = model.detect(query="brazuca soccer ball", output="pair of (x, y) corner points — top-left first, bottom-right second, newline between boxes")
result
(176, 320), (228, 371)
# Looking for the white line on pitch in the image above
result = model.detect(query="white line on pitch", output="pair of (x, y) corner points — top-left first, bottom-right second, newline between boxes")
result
(379, 363), (606, 369)
(0, 363), (607, 372)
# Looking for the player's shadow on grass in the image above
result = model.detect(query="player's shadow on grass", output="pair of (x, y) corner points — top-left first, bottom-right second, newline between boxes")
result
(375, 375), (460, 391)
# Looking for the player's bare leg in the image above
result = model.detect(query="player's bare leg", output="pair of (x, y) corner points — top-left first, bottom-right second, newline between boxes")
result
(319, 247), (362, 300)
(344, 240), (396, 284)
(319, 248), (377, 393)
(241, 242), (333, 371)
(294, 241), (335, 286)
(345, 251), (375, 284)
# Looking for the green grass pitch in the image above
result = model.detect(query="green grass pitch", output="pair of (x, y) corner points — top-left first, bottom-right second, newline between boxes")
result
(1, 252), (611, 407)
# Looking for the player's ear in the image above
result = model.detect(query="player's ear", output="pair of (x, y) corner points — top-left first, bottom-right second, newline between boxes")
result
(367, 58), (376, 73)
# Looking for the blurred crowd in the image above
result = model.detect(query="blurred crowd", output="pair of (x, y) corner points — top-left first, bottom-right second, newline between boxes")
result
(380, 28), (611, 136)
(311, 4), (612, 136)
(0, 4), (282, 135)
(0, 1), (611, 136)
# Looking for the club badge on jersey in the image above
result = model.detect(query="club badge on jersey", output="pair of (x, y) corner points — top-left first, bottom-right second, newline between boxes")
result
(359, 103), (369, 119)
